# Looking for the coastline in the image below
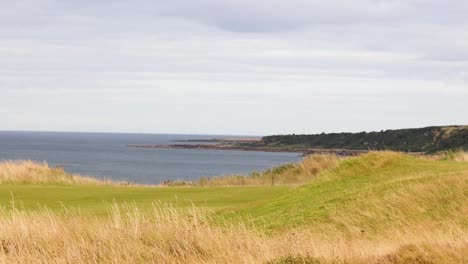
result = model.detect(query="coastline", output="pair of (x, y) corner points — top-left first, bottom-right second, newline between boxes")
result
(127, 143), (368, 156)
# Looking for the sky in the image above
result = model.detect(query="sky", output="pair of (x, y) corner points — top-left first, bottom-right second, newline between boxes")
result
(1, 0), (467, 135)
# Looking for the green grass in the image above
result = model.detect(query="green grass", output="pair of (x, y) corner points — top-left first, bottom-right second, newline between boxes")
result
(1, 152), (467, 263)
(222, 152), (468, 232)
(0, 184), (292, 215)
(1, 152), (467, 234)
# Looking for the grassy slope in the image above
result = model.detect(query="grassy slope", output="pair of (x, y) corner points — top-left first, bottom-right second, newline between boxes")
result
(226, 152), (468, 233)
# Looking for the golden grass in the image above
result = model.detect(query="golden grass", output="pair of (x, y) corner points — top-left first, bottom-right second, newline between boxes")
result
(1, 153), (467, 263)
(318, 174), (468, 236)
(0, 155), (339, 187)
(0, 160), (128, 185)
(437, 151), (468, 162)
(165, 154), (339, 186)
(0, 204), (466, 264)
(417, 150), (468, 162)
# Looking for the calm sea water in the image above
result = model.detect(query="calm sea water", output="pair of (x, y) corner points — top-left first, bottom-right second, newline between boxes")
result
(0, 131), (300, 184)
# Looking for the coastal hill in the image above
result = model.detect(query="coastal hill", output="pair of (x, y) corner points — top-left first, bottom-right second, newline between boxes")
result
(128, 125), (468, 155)
(257, 125), (468, 153)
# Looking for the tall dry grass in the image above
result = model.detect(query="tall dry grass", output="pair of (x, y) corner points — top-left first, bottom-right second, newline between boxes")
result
(0, 160), (127, 185)
(420, 150), (468, 162)
(165, 154), (339, 186)
(1, 153), (467, 263)
(0, 204), (466, 264)
(0, 156), (339, 187)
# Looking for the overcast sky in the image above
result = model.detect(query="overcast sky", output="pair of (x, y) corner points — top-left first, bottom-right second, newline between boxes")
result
(1, 0), (467, 135)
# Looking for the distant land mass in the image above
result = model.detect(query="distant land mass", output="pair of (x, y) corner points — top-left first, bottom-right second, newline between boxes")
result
(256, 125), (468, 153)
(129, 125), (468, 155)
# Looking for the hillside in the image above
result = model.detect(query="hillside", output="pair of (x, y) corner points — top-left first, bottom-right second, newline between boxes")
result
(0, 153), (467, 263)
(258, 125), (468, 153)
(222, 152), (468, 262)
(226, 152), (468, 231)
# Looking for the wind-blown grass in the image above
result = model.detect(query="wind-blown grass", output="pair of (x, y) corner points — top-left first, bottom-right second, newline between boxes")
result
(228, 152), (468, 231)
(0, 160), (128, 185)
(0, 152), (467, 263)
(426, 150), (468, 162)
(0, 204), (466, 264)
(164, 154), (339, 186)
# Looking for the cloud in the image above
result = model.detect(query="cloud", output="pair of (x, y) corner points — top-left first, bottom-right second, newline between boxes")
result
(0, 0), (467, 134)
(42, 0), (468, 32)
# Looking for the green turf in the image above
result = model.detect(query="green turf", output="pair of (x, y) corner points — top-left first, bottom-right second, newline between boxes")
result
(0, 184), (293, 215)
(222, 153), (468, 231)
(1, 152), (467, 234)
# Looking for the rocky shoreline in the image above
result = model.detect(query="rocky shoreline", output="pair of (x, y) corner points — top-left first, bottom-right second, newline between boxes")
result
(127, 144), (368, 156)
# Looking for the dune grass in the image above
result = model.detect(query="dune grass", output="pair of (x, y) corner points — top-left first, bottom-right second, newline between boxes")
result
(0, 152), (467, 263)
(0, 160), (124, 185)
(164, 154), (339, 186)
(426, 150), (468, 162)
(0, 203), (466, 264)
(227, 152), (468, 231)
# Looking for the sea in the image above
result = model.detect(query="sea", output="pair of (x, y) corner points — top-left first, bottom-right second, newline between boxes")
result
(0, 131), (301, 184)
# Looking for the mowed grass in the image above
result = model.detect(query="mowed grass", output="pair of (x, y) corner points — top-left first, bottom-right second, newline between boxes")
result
(0, 184), (292, 214)
(0, 160), (293, 214)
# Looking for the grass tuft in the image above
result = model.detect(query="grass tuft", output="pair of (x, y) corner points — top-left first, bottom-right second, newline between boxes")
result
(426, 150), (468, 162)
(0, 160), (129, 185)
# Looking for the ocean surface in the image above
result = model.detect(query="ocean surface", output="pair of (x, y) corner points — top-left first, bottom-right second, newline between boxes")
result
(0, 131), (301, 184)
